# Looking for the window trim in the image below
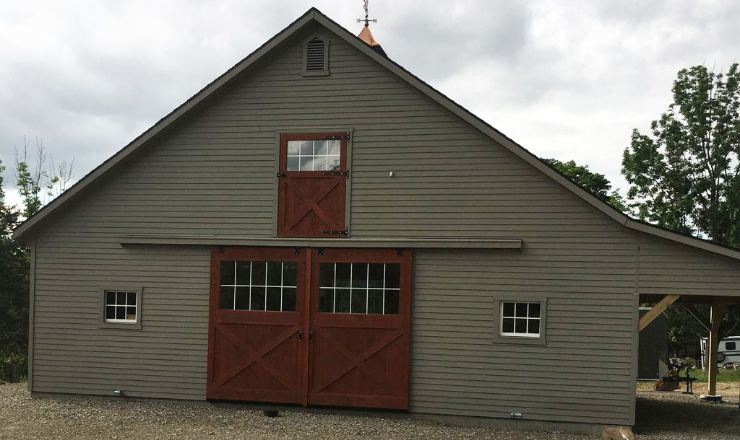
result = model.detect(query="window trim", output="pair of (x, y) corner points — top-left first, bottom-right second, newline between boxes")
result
(99, 288), (143, 330)
(492, 296), (547, 345)
(302, 34), (330, 76)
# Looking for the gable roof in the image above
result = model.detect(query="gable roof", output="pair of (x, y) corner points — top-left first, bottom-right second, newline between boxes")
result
(13, 8), (740, 262)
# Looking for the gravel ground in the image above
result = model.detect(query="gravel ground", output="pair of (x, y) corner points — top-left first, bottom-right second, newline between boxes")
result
(1, 382), (738, 440)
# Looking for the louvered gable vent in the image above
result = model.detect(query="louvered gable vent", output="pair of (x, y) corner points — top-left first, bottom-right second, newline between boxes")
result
(304, 37), (328, 75)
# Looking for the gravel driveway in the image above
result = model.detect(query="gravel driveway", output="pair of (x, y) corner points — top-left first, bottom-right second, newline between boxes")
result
(1, 383), (738, 439)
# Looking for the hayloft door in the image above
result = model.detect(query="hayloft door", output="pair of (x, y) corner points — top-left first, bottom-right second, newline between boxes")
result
(207, 247), (307, 403)
(277, 133), (348, 238)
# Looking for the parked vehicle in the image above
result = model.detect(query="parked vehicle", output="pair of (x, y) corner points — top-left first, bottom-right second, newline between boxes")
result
(700, 336), (740, 368)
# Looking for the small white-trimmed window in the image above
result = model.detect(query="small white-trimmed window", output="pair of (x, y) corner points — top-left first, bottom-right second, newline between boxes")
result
(500, 301), (541, 337)
(100, 289), (142, 329)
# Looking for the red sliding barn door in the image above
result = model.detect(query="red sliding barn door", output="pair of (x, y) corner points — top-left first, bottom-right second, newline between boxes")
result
(207, 247), (412, 410)
(207, 247), (308, 404)
(277, 133), (349, 238)
(308, 248), (412, 410)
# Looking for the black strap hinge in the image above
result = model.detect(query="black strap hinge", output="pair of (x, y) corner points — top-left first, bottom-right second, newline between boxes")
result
(322, 170), (350, 177)
(321, 134), (351, 141)
(321, 227), (349, 236)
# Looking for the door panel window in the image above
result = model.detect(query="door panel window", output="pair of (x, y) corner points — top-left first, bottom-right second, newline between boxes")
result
(286, 140), (341, 171)
(318, 262), (401, 314)
(219, 260), (298, 312)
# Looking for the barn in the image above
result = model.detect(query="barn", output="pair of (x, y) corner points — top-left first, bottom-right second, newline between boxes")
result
(14, 8), (740, 433)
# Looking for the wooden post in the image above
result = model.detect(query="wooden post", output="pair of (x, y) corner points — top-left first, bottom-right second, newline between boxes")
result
(706, 302), (726, 398)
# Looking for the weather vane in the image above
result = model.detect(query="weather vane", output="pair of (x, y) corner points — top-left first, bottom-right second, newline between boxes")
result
(357, 0), (377, 27)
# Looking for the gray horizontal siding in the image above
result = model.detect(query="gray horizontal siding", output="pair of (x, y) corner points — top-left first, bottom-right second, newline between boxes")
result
(638, 234), (740, 297)
(28, 21), (740, 428)
(410, 248), (636, 425)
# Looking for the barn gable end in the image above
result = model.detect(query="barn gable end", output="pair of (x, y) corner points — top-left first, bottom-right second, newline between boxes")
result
(20, 8), (740, 431)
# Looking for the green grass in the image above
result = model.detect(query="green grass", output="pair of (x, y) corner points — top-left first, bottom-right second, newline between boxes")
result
(689, 367), (740, 383)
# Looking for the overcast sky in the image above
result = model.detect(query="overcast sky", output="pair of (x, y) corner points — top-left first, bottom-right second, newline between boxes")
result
(1, 0), (738, 206)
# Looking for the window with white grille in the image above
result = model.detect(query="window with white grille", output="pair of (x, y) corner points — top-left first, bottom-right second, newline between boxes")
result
(500, 301), (541, 337)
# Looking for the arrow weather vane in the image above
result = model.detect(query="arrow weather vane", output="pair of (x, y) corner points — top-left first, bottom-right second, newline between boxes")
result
(357, 0), (377, 27)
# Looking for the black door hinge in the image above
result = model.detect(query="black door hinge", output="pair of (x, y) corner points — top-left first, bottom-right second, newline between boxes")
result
(321, 134), (351, 141)
(276, 171), (286, 177)
(322, 170), (350, 177)
(321, 227), (349, 236)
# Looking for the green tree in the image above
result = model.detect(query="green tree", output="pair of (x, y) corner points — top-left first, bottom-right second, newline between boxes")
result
(543, 158), (627, 212)
(0, 160), (28, 378)
(622, 63), (740, 247)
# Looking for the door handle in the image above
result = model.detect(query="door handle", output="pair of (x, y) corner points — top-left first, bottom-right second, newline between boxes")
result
(297, 330), (304, 342)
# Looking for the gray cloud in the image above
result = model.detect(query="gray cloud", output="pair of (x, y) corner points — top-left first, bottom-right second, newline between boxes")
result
(1, 0), (739, 205)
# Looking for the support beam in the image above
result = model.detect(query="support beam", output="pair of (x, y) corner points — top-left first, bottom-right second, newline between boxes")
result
(683, 305), (710, 332)
(639, 294), (680, 332)
(704, 302), (727, 400)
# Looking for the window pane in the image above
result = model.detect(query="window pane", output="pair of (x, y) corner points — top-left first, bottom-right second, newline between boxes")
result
(126, 307), (137, 320)
(287, 141), (300, 155)
(515, 303), (528, 318)
(127, 292), (137, 306)
(314, 140), (328, 155)
(251, 261), (267, 286)
(300, 141), (313, 155)
(313, 155), (327, 172)
(327, 140), (340, 155)
(352, 263), (368, 288)
(335, 288), (350, 313)
(106, 291), (115, 305)
(385, 264), (400, 289)
(266, 287), (281, 311)
(385, 290), (400, 314)
(515, 318), (527, 333)
(529, 319), (540, 335)
(351, 289), (367, 314)
(234, 287), (250, 310)
(267, 262), (282, 285)
(220, 261), (235, 285)
(327, 156), (340, 171)
(287, 156), (300, 171)
(251, 287), (266, 311)
(368, 264), (384, 288)
(335, 264), (351, 287)
(319, 288), (333, 312)
(502, 302), (515, 317)
(236, 262), (251, 285)
(502, 317), (515, 333)
(300, 156), (313, 171)
(529, 303), (541, 318)
(283, 263), (297, 287)
(319, 263), (335, 288)
(116, 291), (126, 305)
(106, 306), (116, 320)
(283, 288), (296, 312)
(219, 286), (234, 310)
(367, 289), (383, 314)
(115, 307), (125, 320)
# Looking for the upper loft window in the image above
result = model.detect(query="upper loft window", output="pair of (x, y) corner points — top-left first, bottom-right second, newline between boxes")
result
(303, 37), (329, 76)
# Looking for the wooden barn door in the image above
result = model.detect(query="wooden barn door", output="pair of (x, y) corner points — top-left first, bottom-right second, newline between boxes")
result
(207, 247), (308, 403)
(277, 133), (349, 238)
(307, 248), (412, 410)
(207, 247), (412, 410)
